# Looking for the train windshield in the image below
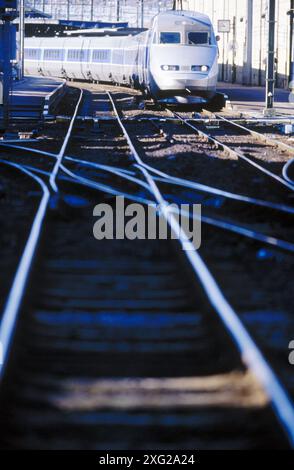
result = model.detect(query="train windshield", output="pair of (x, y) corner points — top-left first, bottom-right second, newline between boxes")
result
(188, 32), (210, 45)
(160, 32), (181, 44)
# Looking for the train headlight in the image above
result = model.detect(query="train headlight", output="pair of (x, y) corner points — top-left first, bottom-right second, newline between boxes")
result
(161, 65), (179, 71)
(191, 65), (210, 72)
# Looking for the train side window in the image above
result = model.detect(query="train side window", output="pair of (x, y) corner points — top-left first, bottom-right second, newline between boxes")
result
(24, 48), (41, 60)
(92, 50), (110, 63)
(67, 49), (89, 62)
(67, 50), (78, 61)
(188, 32), (210, 45)
(160, 32), (181, 44)
(44, 49), (64, 61)
(80, 50), (89, 62)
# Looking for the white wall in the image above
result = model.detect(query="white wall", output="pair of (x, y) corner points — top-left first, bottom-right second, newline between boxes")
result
(186, 0), (292, 89)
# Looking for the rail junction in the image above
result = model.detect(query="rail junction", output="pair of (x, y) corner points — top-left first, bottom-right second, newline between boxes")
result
(0, 81), (293, 449)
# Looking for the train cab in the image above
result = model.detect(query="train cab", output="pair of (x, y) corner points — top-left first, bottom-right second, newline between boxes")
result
(148, 10), (219, 102)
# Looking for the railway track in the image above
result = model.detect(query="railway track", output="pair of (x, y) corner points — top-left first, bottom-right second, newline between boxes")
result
(0, 84), (293, 449)
(0, 89), (83, 378)
(171, 111), (294, 192)
(108, 91), (294, 431)
(106, 99), (294, 248)
(206, 114), (294, 189)
(0, 165), (41, 315)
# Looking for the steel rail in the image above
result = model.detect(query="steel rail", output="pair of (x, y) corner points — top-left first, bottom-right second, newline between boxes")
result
(21, 163), (156, 207)
(141, 164), (294, 215)
(0, 143), (150, 192)
(0, 92), (83, 380)
(0, 161), (50, 379)
(66, 155), (294, 214)
(1, 137), (294, 250)
(108, 91), (294, 447)
(215, 114), (294, 157)
(59, 115), (294, 126)
(174, 207), (294, 253)
(64, 156), (151, 192)
(171, 111), (294, 192)
(16, 150), (294, 252)
(22, 157), (294, 253)
(0, 143), (154, 201)
(0, 143), (58, 157)
(49, 89), (84, 192)
(60, 163), (155, 206)
(1, 142), (293, 214)
(0, 143), (135, 176)
(1, 130), (294, 251)
(282, 158), (294, 185)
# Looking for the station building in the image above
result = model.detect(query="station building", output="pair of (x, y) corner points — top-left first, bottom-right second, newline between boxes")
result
(186, 0), (294, 90)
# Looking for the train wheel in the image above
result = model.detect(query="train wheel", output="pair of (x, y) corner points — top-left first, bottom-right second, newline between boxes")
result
(206, 93), (227, 112)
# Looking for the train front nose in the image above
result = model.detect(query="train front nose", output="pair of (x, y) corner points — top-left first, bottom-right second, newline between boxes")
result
(149, 45), (218, 98)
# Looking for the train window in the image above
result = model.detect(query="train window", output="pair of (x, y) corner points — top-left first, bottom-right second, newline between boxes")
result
(160, 32), (181, 44)
(188, 32), (210, 45)
(44, 49), (64, 61)
(112, 49), (124, 64)
(24, 48), (41, 60)
(67, 49), (89, 62)
(92, 50), (110, 63)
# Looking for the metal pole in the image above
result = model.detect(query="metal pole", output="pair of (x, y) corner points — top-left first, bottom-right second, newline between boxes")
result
(3, 18), (11, 128)
(90, 0), (94, 21)
(19, 0), (25, 80)
(221, 1), (225, 81)
(289, 0), (294, 90)
(141, 0), (144, 28)
(173, 0), (183, 9)
(117, 0), (120, 22)
(265, 0), (276, 109)
(232, 15), (237, 83)
(243, 0), (253, 85)
(136, 0), (139, 28)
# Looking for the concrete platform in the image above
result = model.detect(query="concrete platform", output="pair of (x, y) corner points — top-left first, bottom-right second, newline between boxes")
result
(218, 82), (294, 118)
(0, 76), (66, 121)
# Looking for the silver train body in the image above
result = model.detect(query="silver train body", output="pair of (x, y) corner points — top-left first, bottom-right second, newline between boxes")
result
(24, 10), (219, 103)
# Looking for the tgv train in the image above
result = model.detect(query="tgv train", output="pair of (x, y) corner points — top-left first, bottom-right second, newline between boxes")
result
(24, 10), (220, 105)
